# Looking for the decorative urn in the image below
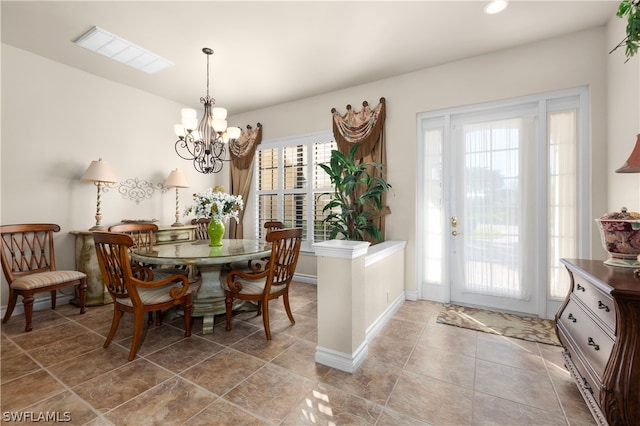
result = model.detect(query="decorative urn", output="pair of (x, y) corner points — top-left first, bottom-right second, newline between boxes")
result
(596, 207), (640, 267)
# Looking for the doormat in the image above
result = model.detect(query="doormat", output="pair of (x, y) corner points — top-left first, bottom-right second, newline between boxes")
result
(436, 304), (561, 346)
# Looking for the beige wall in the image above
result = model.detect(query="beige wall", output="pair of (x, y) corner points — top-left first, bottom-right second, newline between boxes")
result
(1, 22), (617, 309)
(606, 15), (640, 222)
(232, 26), (609, 298)
(365, 246), (405, 329)
(1, 45), (226, 306)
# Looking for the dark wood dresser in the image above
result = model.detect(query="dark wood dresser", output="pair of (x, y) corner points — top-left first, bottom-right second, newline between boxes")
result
(556, 259), (640, 426)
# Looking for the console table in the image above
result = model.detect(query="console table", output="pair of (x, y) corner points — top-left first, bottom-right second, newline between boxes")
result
(556, 258), (640, 426)
(70, 225), (196, 305)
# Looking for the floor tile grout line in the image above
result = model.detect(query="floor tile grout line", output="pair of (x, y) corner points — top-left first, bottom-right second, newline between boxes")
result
(373, 313), (432, 425)
(2, 294), (591, 425)
(1, 315), (111, 420)
(538, 342), (573, 425)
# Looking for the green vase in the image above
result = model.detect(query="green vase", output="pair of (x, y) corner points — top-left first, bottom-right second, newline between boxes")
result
(207, 220), (225, 247)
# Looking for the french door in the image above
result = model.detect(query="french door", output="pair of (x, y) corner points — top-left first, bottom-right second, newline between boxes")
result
(418, 89), (588, 317)
(449, 108), (538, 313)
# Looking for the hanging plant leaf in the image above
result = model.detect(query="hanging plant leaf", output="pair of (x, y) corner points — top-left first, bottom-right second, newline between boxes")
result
(611, 0), (640, 61)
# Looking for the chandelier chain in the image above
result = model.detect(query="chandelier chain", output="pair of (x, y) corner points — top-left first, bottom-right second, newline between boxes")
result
(203, 47), (213, 104)
(206, 50), (210, 100)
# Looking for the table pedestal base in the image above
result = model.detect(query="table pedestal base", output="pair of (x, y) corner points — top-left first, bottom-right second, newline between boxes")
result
(192, 264), (249, 334)
(129, 239), (270, 335)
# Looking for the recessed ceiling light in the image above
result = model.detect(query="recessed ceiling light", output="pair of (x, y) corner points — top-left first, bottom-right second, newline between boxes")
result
(484, 0), (508, 15)
(74, 26), (173, 74)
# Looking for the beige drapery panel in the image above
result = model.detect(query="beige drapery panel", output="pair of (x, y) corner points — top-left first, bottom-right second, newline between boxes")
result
(331, 97), (389, 242)
(228, 123), (262, 238)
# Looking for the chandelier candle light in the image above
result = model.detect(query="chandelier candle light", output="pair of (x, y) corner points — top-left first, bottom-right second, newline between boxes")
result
(81, 158), (118, 230)
(174, 48), (241, 174)
(164, 168), (189, 227)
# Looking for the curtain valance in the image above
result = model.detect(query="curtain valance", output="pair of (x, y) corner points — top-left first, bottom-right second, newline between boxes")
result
(229, 123), (262, 170)
(332, 97), (385, 160)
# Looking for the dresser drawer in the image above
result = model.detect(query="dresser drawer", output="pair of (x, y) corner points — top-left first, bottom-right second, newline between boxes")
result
(155, 228), (193, 244)
(559, 298), (614, 380)
(558, 327), (601, 399)
(572, 273), (616, 334)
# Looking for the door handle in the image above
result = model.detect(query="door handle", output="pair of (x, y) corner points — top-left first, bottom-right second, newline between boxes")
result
(452, 230), (462, 236)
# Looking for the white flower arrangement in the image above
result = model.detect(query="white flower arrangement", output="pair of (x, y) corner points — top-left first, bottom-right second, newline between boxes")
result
(185, 186), (243, 224)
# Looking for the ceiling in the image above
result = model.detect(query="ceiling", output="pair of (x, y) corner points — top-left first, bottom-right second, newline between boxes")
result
(1, 1), (620, 115)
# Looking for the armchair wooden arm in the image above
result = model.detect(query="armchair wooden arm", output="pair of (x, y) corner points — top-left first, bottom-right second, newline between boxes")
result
(93, 231), (195, 361)
(223, 228), (302, 340)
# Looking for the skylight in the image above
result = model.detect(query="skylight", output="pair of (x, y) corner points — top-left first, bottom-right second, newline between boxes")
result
(74, 26), (173, 74)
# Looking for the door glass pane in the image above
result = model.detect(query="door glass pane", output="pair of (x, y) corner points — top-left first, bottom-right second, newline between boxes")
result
(462, 119), (527, 299)
(423, 127), (444, 285)
(548, 109), (577, 298)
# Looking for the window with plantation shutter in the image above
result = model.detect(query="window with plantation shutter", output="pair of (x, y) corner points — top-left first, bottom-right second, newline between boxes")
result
(255, 132), (337, 249)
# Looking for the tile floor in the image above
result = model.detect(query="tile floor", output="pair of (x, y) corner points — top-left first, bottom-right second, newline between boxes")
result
(1, 282), (595, 425)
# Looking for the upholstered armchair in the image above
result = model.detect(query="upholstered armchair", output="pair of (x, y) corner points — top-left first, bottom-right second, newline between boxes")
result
(92, 231), (195, 360)
(0, 224), (87, 332)
(223, 227), (302, 339)
(108, 222), (189, 325)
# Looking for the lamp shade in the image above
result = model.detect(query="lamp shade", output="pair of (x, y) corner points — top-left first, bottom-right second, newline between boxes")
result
(164, 168), (189, 188)
(616, 134), (640, 173)
(81, 158), (118, 183)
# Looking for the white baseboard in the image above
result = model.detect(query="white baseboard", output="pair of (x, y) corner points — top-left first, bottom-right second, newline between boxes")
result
(404, 289), (419, 302)
(365, 292), (405, 341)
(293, 273), (317, 285)
(315, 340), (368, 373)
(315, 292), (405, 374)
(0, 294), (74, 319)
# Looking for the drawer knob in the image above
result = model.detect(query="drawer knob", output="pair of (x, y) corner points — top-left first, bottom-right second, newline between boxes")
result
(598, 300), (610, 312)
(587, 337), (600, 351)
(576, 283), (585, 292)
(567, 313), (577, 323)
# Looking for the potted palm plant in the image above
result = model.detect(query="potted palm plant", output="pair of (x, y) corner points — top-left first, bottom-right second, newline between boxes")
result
(319, 144), (391, 243)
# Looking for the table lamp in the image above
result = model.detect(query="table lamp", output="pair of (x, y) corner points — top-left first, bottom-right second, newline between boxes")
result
(164, 168), (189, 227)
(81, 158), (118, 230)
(615, 134), (640, 173)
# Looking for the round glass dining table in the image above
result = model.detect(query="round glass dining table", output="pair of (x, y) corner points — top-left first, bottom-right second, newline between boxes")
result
(132, 239), (270, 334)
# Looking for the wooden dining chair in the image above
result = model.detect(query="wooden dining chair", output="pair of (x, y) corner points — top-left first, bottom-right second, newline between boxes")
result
(263, 220), (285, 237)
(108, 223), (187, 325)
(0, 224), (87, 332)
(191, 217), (211, 240)
(92, 231), (194, 361)
(223, 227), (302, 339)
(108, 223), (158, 256)
(227, 220), (285, 273)
(252, 220), (285, 270)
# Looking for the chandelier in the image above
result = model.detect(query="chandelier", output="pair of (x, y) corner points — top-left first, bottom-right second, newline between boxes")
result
(174, 48), (241, 174)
